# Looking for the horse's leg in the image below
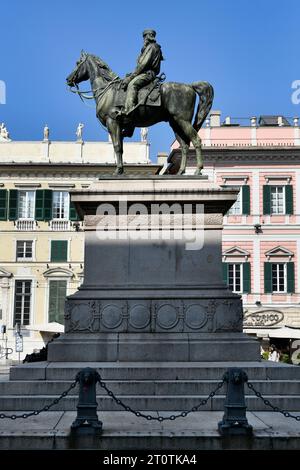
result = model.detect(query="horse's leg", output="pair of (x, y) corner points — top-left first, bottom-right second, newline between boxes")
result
(171, 117), (203, 175)
(106, 118), (124, 175)
(171, 129), (190, 175)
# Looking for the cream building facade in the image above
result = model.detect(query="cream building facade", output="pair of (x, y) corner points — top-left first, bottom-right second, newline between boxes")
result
(0, 136), (158, 361)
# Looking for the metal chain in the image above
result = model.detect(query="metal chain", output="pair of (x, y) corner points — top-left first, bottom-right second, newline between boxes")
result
(97, 376), (225, 421)
(0, 380), (78, 420)
(247, 382), (300, 421)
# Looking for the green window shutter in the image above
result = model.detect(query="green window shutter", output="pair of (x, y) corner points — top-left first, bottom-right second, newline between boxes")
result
(243, 262), (251, 293)
(48, 280), (67, 324)
(44, 190), (53, 221)
(35, 190), (44, 221)
(8, 190), (18, 221)
(35, 190), (53, 221)
(285, 185), (293, 215)
(51, 240), (68, 262)
(287, 262), (295, 293)
(264, 262), (272, 293)
(69, 199), (79, 221)
(222, 262), (228, 285)
(0, 189), (8, 220)
(242, 185), (250, 215)
(263, 186), (271, 215)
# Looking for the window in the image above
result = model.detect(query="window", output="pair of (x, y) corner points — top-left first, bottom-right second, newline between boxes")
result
(51, 240), (68, 262)
(16, 241), (33, 261)
(228, 187), (242, 215)
(228, 263), (242, 293)
(52, 192), (69, 219)
(270, 186), (284, 215)
(14, 280), (32, 326)
(264, 257), (294, 293)
(272, 263), (286, 293)
(48, 280), (67, 324)
(18, 191), (35, 219)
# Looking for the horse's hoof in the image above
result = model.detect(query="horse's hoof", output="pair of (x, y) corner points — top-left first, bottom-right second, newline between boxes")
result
(114, 166), (124, 175)
(177, 168), (185, 175)
(194, 167), (203, 176)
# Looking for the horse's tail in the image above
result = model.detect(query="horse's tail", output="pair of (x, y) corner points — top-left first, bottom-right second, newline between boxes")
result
(190, 81), (214, 131)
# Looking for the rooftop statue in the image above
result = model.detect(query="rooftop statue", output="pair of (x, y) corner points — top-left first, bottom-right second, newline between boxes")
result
(66, 30), (213, 175)
(0, 123), (11, 142)
(43, 124), (49, 141)
(76, 122), (84, 141)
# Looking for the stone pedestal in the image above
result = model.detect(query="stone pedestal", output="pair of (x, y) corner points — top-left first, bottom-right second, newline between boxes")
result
(48, 176), (260, 362)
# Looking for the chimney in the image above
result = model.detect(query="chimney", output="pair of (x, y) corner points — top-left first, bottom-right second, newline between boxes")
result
(250, 117), (257, 127)
(224, 116), (231, 125)
(293, 117), (299, 127)
(210, 110), (221, 127)
(277, 116), (283, 127)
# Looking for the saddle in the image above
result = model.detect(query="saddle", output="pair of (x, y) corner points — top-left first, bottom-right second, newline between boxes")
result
(114, 77), (162, 109)
(138, 78), (162, 107)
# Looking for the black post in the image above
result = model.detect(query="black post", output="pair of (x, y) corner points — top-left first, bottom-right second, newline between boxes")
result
(71, 367), (102, 435)
(218, 368), (253, 437)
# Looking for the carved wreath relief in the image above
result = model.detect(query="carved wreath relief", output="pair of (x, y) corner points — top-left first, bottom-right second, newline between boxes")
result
(65, 297), (243, 333)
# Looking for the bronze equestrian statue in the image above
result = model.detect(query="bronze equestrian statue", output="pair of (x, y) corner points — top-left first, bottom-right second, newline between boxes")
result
(66, 31), (214, 175)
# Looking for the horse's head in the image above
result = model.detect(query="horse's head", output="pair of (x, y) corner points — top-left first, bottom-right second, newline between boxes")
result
(66, 50), (90, 87)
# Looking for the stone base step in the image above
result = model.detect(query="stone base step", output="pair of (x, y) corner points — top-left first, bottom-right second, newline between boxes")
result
(10, 361), (300, 381)
(4, 361), (300, 413)
(47, 333), (261, 362)
(1, 394), (300, 412)
(0, 410), (300, 451)
(1, 379), (300, 396)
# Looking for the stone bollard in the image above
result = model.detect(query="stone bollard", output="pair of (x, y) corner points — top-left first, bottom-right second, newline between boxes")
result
(71, 367), (102, 435)
(218, 368), (253, 437)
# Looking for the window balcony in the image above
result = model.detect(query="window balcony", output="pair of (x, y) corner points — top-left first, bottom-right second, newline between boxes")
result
(49, 219), (71, 231)
(15, 219), (36, 231)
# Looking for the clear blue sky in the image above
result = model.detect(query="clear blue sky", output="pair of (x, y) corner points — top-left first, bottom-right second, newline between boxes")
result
(1, 0), (299, 159)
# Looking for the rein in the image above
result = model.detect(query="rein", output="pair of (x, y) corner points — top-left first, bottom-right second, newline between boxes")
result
(69, 77), (120, 103)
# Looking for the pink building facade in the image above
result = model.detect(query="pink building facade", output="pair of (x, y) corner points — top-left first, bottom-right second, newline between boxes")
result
(169, 112), (300, 345)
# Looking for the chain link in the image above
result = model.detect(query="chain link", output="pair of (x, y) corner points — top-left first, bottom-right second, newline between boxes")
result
(2, 369), (299, 424)
(0, 380), (78, 420)
(247, 382), (300, 422)
(97, 376), (225, 421)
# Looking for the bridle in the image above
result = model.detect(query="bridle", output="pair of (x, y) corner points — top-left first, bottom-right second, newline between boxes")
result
(68, 54), (120, 103)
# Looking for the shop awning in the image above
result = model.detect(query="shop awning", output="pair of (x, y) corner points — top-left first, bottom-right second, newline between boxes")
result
(268, 326), (300, 339)
(245, 326), (300, 339)
(24, 322), (64, 333)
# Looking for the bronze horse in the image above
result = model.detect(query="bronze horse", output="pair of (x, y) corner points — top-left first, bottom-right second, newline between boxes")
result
(66, 51), (214, 175)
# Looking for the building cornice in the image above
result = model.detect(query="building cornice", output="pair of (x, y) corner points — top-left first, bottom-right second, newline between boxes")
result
(168, 147), (300, 170)
(0, 163), (161, 169)
(0, 164), (162, 179)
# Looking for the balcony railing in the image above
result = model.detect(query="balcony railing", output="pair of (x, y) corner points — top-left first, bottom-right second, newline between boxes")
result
(49, 219), (71, 231)
(15, 219), (35, 231)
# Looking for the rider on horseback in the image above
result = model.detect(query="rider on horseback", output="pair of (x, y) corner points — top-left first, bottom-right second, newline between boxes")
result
(116, 29), (164, 119)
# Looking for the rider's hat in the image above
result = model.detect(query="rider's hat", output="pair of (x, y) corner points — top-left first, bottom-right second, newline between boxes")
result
(143, 29), (156, 38)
